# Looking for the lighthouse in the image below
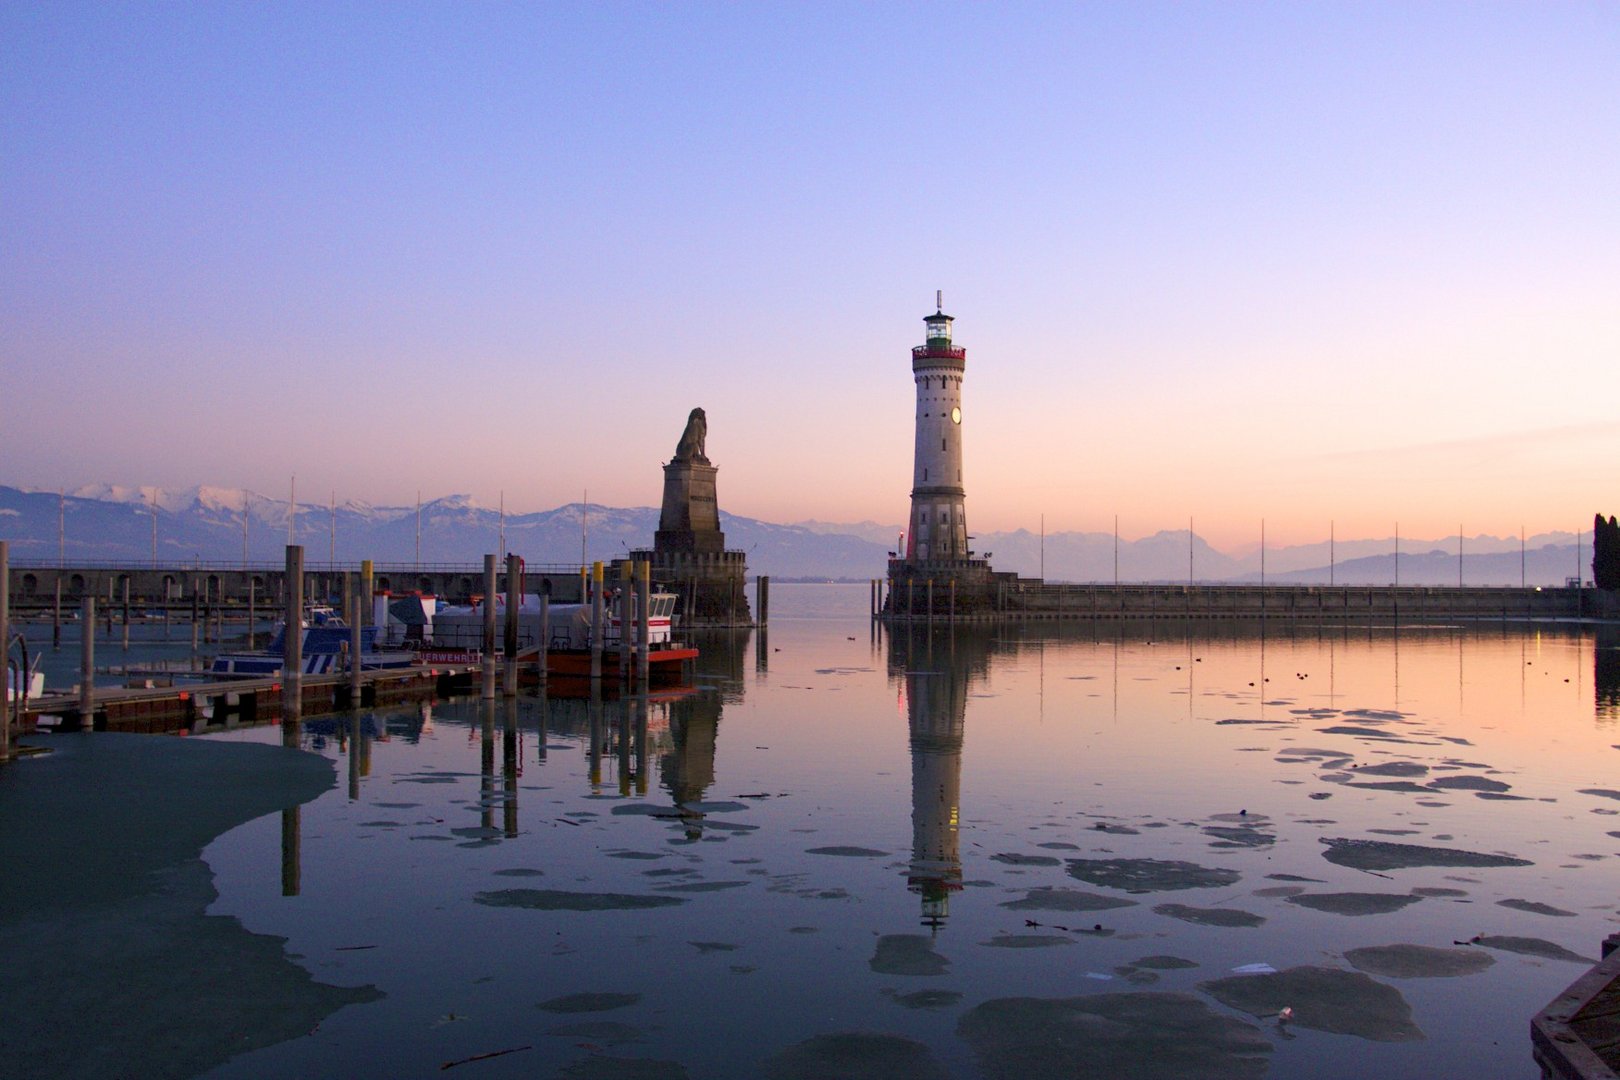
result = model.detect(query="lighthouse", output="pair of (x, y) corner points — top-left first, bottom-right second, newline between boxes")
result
(905, 295), (969, 562)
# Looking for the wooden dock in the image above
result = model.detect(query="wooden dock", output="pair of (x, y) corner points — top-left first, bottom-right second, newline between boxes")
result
(14, 664), (484, 735)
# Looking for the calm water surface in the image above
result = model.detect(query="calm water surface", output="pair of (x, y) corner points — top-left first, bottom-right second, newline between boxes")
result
(181, 585), (1617, 1078)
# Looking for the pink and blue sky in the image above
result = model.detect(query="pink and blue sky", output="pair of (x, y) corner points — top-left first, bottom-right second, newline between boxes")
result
(4, 3), (1616, 549)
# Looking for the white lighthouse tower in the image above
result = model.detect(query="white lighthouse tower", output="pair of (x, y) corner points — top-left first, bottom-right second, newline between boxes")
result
(906, 294), (970, 562)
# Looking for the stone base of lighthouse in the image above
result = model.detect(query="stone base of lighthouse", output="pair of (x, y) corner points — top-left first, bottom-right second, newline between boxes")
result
(884, 558), (1001, 618)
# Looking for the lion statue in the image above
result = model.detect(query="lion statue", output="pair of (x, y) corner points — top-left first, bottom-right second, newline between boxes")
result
(672, 407), (709, 464)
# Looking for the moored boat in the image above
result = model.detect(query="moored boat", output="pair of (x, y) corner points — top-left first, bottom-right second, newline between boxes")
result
(211, 611), (415, 677)
(427, 591), (697, 680)
(6, 653), (44, 703)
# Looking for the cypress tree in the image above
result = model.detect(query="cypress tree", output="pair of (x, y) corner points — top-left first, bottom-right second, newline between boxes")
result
(1595, 513), (1620, 591)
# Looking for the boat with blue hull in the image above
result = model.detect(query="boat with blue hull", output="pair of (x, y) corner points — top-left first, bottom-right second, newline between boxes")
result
(211, 615), (415, 677)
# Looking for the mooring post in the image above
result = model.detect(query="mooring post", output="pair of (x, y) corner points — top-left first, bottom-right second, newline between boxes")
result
(637, 561), (651, 685)
(190, 583), (199, 653)
(361, 559), (374, 626)
(0, 540), (9, 761)
(618, 561), (633, 683)
(348, 587), (362, 702)
(950, 578), (956, 622)
(53, 579), (61, 649)
(927, 578), (935, 628)
(870, 578), (876, 620)
(590, 562), (605, 681)
(757, 575), (769, 625)
(121, 575), (131, 648)
(284, 545), (304, 713)
(538, 593), (549, 685)
(247, 577), (256, 650)
(482, 554), (497, 701)
(79, 596), (95, 725)
(504, 553), (521, 698)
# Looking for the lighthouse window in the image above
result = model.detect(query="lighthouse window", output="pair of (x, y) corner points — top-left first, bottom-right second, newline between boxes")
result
(941, 437), (947, 451)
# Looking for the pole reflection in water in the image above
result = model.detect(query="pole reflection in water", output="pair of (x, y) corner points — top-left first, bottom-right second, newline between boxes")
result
(280, 709), (301, 897)
(479, 699), (496, 834)
(536, 691), (548, 766)
(617, 696), (633, 797)
(588, 686), (603, 793)
(346, 712), (361, 802)
(635, 692), (649, 797)
(502, 697), (519, 838)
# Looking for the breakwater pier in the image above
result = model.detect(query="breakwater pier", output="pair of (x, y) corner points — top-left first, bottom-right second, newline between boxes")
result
(877, 574), (1617, 622)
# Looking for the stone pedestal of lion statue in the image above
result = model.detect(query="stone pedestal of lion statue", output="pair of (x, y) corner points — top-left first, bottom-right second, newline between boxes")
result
(628, 407), (753, 626)
(654, 407), (725, 555)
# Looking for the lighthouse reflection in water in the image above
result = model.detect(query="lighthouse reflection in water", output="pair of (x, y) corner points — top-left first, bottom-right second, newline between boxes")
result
(892, 623), (991, 929)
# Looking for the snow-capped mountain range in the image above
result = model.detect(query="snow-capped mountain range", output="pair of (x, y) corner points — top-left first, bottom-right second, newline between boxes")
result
(0, 484), (1595, 586)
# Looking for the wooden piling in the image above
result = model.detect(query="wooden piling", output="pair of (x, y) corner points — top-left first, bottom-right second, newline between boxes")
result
(504, 553), (521, 698)
(53, 579), (61, 649)
(348, 589), (362, 701)
(590, 562), (604, 681)
(538, 594), (549, 685)
(247, 577), (256, 650)
(758, 575), (769, 624)
(80, 597), (96, 723)
(618, 562), (633, 684)
(0, 541), (9, 760)
(284, 545), (303, 710)
(636, 561), (651, 685)
(361, 559), (374, 626)
(482, 554), (497, 700)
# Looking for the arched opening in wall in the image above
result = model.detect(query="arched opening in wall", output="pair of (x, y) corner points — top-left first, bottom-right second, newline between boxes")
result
(460, 576), (473, 595)
(69, 574), (85, 593)
(117, 574), (131, 595)
(162, 575), (176, 598)
(21, 574), (37, 596)
(418, 577), (433, 593)
(376, 576), (392, 591)
(540, 578), (553, 596)
(207, 575), (221, 598)
(251, 575), (265, 589)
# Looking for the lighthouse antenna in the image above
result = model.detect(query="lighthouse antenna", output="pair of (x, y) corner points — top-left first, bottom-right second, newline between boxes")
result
(936, 289), (942, 312)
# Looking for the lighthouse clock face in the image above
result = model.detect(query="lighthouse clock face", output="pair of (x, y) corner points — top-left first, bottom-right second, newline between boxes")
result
(950, 406), (961, 425)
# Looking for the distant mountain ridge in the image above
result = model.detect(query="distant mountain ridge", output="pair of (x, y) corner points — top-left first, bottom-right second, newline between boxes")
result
(0, 484), (1592, 586)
